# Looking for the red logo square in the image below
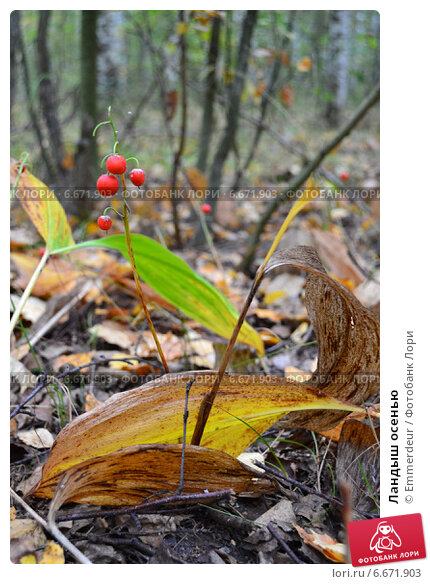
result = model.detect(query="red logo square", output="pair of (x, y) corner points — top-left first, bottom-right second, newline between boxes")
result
(348, 513), (426, 566)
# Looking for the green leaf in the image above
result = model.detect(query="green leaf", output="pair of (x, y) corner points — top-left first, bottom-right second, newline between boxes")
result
(53, 234), (264, 355)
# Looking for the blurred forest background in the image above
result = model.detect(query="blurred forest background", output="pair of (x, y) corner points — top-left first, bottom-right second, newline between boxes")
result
(10, 9), (379, 263)
(10, 10), (379, 182)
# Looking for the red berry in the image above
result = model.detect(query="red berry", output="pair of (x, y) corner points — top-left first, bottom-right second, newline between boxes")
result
(38, 248), (58, 259)
(97, 215), (112, 231)
(130, 169), (146, 186)
(16, 163), (27, 172)
(97, 174), (119, 197)
(106, 155), (127, 175)
(201, 203), (212, 214)
(340, 172), (350, 181)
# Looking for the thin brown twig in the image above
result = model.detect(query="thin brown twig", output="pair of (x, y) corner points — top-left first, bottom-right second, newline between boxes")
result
(55, 489), (233, 522)
(267, 523), (305, 564)
(176, 377), (195, 495)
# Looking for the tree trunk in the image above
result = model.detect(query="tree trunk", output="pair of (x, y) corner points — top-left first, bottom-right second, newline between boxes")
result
(324, 10), (342, 126)
(97, 11), (124, 102)
(170, 10), (188, 248)
(37, 10), (65, 178)
(196, 16), (221, 174)
(370, 11), (380, 85)
(75, 10), (99, 196)
(336, 10), (350, 112)
(10, 11), (19, 120)
(14, 11), (56, 179)
(208, 11), (258, 190)
(232, 11), (295, 188)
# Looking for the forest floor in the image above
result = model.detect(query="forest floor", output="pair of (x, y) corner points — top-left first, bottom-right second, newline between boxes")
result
(10, 133), (380, 564)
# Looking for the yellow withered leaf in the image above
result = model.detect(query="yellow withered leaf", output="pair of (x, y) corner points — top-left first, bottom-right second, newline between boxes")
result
(29, 371), (363, 498)
(10, 158), (74, 251)
(19, 554), (37, 564)
(39, 541), (65, 564)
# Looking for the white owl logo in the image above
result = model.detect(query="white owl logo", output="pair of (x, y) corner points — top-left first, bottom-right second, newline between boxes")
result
(369, 521), (402, 553)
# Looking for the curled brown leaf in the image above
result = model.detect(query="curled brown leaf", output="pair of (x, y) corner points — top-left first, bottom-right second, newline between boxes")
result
(39, 443), (273, 505)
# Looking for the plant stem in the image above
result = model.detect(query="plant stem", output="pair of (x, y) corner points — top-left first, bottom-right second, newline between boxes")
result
(119, 173), (169, 373)
(102, 108), (169, 373)
(10, 249), (49, 335)
(191, 193), (313, 445)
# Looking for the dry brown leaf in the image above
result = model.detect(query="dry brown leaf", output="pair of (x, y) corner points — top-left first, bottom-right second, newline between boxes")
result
(263, 290), (286, 305)
(264, 246), (379, 431)
(295, 525), (346, 562)
(17, 428), (54, 449)
(10, 294), (46, 323)
(258, 328), (282, 346)
(336, 418), (380, 514)
(38, 443), (273, 506)
(254, 81), (267, 97)
(165, 90), (178, 120)
(186, 167), (207, 190)
(252, 308), (284, 322)
(11, 252), (80, 298)
(89, 321), (185, 361)
(284, 367), (313, 383)
(89, 320), (136, 350)
(85, 394), (103, 412)
(53, 350), (96, 370)
(10, 227), (39, 248)
(310, 228), (365, 287)
(279, 84), (294, 107)
(278, 49), (290, 67)
(318, 404), (380, 442)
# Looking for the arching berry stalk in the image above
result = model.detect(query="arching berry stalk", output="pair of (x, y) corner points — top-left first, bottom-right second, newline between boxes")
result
(93, 108), (169, 373)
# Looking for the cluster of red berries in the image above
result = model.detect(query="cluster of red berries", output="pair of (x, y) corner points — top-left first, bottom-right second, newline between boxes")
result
(96, 155), (146, 230)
